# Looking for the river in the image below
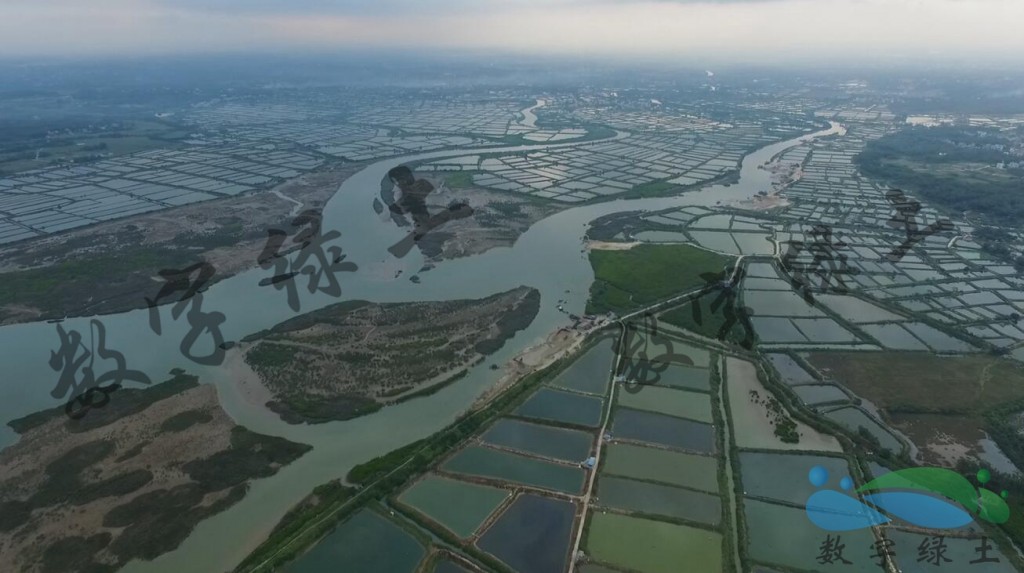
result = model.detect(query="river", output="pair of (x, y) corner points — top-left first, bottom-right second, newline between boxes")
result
(521, 99), (545, 128)
(0, 121), (844, 572)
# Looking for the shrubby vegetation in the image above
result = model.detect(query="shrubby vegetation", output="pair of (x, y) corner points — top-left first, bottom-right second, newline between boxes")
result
(183, 427), (312, 491)
(856, 126), (1024, 235)
(7, 372), (200, 434)
(245, 288), (540, 424)
(159, 409), (214, 433)
(41, 533), (115, 573)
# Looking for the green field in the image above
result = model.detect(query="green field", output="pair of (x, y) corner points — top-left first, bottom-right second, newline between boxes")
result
(617, 385), (713, 423)
(602, 443), (718, 492)
(587, 244), (734, 315)
(586, 512), (722, 573)
(397, 475), (508, 538)
(441, 446), (585, 494)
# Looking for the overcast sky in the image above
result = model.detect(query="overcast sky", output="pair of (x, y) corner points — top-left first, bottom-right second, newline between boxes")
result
(3, 0), (1022, 65)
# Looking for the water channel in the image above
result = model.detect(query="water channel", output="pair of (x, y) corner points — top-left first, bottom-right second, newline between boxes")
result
(0, 121), (844, 572)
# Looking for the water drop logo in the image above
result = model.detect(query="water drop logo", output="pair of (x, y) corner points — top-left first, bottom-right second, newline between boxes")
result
(805, 465), (1011, 532)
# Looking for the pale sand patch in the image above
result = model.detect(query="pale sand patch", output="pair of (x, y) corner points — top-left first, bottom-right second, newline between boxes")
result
(726, 357), (842, 453)
(927, 440), (973, 468)
(222, 344), (275, 410)
(473, 327), (588, 409)
(919, 430), (976, 468)
(0, 303), (43, 325)
(730, 193), (791, 212)
(586, 240), (642, 251)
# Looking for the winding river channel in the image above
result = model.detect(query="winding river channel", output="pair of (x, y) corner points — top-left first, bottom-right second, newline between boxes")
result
(0, 120), (843, 572)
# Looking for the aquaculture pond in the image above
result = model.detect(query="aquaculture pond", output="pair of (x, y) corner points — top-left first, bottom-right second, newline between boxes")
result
(611, 407), (714, 454)
(635, 230), (690, 243)
(792, 384), (850, 406)
(620, 360), (712, 391)
(616, 385), (713, 423)
(814, 294), (905, 323)
(766, 353), (817, 385)
(824, 406), (904, 454)
(433, 560), (471, 573)
(861, 323), (930, 351)
(732, 232), (775, 255)
(902, 322), (976, 352)
(476, 494), (575, 573)
(398, 474), (509, 538)
(285, 509), (425, 573)
(743, 499), (877, 573)
(746, 262), (781, 277)
(690, 230), (743, 254)
(596, 475), (720, 525)
(625, 330), (712, 368)
(744, 290), (827, 317)
(602, 442), (718, 493)
(586, 512), (722, 573)
(742, 277), (790, 290)
(661, 363), (712, 391)
(889, 528), (1018, 573)
(547, 335), (616, 396)
(441, 445), (585, 494)
(727, 357), (842, 452)
(790, 318), (861, 343)
(481, 418), (594, 462)
(751, 317), (809, 343)
(514, 387), (604, 427)
(739, 452), (852, 506)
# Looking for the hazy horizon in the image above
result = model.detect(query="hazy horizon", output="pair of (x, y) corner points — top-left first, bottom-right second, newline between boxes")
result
(3, 0), (1024, 67)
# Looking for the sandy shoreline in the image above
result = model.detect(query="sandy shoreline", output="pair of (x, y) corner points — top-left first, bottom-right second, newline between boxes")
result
(473, 326), (589, 409)
(221, 344), (275, 411)
(585, 240), (641, 251)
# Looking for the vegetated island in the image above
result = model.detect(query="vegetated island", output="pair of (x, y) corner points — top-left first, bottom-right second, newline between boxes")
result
(0, 372), (311, 573)
(395, 172), (560, 262)
(240, 286), (542, 424)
